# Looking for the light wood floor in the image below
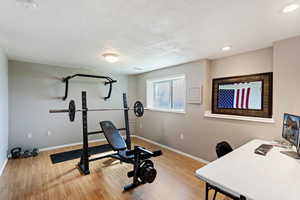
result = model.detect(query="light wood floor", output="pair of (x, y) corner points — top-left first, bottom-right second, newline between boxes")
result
(0, 138), (227, 200)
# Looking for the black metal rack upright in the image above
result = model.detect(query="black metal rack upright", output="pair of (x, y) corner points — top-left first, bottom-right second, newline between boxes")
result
(77, 91), (131, 175)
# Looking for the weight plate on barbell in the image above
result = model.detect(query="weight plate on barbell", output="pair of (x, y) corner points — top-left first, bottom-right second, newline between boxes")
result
(69, 100), (76, 122)
(134, 101), (144, 117)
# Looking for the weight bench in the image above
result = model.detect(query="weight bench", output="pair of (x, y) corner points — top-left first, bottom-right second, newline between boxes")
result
(100, 121), (162, 191)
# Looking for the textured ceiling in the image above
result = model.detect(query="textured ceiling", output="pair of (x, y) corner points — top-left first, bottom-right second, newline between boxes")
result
(0, 0), (300, 74)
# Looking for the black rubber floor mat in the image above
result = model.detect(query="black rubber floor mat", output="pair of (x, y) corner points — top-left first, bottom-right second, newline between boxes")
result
(50, 144), (112, 164)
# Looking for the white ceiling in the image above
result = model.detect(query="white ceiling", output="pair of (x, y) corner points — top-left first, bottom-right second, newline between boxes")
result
(0, 0), (300, 74)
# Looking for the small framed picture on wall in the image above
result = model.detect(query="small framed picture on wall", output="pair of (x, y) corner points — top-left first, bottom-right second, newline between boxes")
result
(187, 86), (202, 104)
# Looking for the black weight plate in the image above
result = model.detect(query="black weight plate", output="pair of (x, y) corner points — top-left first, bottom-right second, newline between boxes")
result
(134, 101), (144, 117)
(138, 160), (156, 183)
(69, 100), (76, 122)
(144, 167), (157, 183)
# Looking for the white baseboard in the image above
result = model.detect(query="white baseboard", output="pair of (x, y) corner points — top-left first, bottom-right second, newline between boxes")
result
(0, 158), (8, 176)
(40, 138), (107, 152)
(37, 135), (209, 165)
(132, 135), (210, 164)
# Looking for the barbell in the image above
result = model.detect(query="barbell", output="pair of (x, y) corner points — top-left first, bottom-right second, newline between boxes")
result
(49, 100), (145, 122)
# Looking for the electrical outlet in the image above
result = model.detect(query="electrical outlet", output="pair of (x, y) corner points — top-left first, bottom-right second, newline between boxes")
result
(27, 133), (32, 139)
(47, 131), (52, 136)
(180, 133), (184, 140)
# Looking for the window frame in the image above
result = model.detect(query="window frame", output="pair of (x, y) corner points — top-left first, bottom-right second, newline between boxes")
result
(147, 74), (186, 114)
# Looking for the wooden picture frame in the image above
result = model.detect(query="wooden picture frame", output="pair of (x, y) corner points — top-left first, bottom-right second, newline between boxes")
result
(212, 72), (273, 118)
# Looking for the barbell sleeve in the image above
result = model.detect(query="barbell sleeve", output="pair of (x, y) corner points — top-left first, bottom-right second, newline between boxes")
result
(49, 109), (70, 113)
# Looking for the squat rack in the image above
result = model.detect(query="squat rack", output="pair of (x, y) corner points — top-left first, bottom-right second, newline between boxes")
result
(62, 74), (117, 101)
(78, 91), (131, 175)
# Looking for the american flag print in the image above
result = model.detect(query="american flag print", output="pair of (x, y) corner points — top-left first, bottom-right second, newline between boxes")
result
(217, 81), (262, 110)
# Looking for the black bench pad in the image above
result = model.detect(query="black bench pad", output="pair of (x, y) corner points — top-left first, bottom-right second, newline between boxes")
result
(100, 121), (127, 151)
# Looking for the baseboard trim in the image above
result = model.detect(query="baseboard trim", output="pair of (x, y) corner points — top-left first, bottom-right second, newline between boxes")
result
(0, 158), (8, 176)
(38, 135), (210, 164)
(132, 135), (210, 164)
(39, 138), (107, 152)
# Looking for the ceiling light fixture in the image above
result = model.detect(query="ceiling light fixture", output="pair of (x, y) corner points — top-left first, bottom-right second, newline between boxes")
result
(282, 3), (299, 13)
(16, 0), (38, 8)
(222, 46), (231, 51)
(102, 53), (119, 63)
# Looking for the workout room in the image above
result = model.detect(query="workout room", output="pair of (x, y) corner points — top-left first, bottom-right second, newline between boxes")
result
(1, 1), (300, 200)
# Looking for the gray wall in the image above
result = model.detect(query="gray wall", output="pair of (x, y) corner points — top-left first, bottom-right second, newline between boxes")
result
(273, 36), (300, 135)
(205, 48), (276, 160)
(135, 45), (294, 162)
(0, 48), (8, 172)
(136, 60), (213, 160)
(8, 61), (136, 150)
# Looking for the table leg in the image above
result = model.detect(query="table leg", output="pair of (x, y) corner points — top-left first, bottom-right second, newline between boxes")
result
(205, 182), (209, 200)
(204, 182), (245, 200)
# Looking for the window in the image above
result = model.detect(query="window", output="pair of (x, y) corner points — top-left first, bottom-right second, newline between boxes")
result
(147, 75), (185, 113)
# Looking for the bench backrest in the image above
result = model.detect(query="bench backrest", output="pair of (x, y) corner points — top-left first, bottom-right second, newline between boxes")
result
(100, 121), (127, 151)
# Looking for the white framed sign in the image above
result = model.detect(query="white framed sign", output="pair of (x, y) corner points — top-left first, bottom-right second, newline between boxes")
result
(187, 86), (202, 104)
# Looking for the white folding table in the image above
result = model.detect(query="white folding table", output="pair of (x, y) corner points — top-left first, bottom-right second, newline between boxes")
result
(195, 139), (300, 200)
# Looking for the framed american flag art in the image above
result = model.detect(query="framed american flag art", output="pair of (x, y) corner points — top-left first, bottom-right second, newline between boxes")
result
(212, 72), (273, 118)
